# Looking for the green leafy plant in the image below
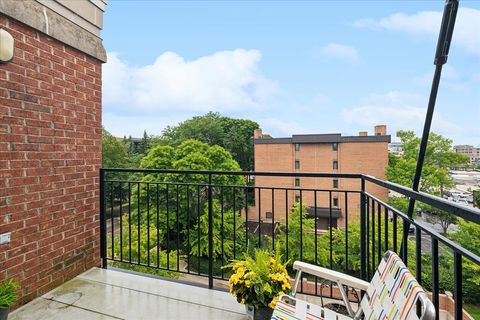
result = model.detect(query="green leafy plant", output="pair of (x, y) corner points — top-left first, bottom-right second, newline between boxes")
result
(0, 279), (19, 308)
(189, 200), (246, 261)
(225, 249), (291, 310)
(108, 222), (180, 279)
(386, 130), (469, 234)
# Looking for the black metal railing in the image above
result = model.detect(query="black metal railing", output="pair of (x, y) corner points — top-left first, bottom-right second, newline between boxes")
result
(99, 168), (480, 319)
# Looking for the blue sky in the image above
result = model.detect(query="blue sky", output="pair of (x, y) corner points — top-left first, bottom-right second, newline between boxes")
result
(101, 1), (480, 145)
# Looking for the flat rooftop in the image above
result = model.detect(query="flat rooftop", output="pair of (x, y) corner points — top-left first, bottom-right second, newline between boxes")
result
(254, 133), (391, 144)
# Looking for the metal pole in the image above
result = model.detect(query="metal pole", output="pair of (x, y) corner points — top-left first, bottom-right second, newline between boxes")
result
(402, 0), (459, 260)
(360, 178), (367, 280)
(99, 168), (107, 268)
(207, 173), (214, 289)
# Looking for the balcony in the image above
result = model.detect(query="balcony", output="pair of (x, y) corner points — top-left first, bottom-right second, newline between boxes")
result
(10, 267), (245, 319)
(10, 169), (480, 320)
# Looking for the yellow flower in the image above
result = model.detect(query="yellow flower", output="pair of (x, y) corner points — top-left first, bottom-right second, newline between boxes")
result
(268, 295), (279, 309)
(229, 274), (240, 285)
(236, 267), (245, 277)
(245, 280), (251, 287)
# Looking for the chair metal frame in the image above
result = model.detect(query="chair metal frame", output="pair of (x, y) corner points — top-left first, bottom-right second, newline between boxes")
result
(288, 251), (436, 320)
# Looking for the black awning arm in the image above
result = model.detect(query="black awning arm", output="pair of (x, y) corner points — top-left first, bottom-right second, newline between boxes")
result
(401, 0), (459, 260)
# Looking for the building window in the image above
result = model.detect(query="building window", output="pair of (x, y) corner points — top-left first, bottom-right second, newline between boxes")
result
(333, 179), (339, 189)
(295, 178), (300, 187)
(332, 143), (338, 151)
(295, 160), (300, 169)
(295, 195), (301, 203)
(333, 198), (339, 207)
(266, 211), (273, 219)
(333, 161), (338, 170)
(295, 143), (300, 151)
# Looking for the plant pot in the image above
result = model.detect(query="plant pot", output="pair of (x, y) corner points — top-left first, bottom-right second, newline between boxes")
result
(0, 307), (9, 320)
(245, 305), (273, 320)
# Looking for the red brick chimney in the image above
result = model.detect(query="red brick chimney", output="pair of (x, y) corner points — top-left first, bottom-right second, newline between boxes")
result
(374, 125), (387, 136)
(359, 131), (368, 136)
(254, 129), (263, 139)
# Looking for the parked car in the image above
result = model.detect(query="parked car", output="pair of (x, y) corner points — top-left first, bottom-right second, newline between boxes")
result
(408, 224), (416, 234)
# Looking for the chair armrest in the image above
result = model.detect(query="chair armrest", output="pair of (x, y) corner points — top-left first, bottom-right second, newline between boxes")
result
(293, 261), (370, 292)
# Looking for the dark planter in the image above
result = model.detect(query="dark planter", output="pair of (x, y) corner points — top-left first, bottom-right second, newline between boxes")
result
(0, 307), (9, 320)
(245, 305), (273, 320)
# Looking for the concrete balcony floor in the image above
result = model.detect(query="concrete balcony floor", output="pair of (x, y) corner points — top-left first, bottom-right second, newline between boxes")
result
(10, 268), (246, 320)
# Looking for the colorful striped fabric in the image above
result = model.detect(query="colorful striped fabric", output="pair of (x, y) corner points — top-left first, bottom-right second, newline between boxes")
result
(271, 251), (428, 320)
(271, 295), (351, 320)
(360, 251), (425, 320)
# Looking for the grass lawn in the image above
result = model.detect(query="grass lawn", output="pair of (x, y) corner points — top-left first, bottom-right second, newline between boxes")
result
(466, 304), (480, 320)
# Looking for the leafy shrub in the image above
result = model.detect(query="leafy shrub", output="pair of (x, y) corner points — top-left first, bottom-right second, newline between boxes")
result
(109, 222), (179, 279)
(0, 279), (19, 308)
(226, 249), (291, 309)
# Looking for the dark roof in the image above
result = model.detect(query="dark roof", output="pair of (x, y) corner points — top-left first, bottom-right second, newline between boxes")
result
(254, 137), (293, 144)
(292, 134), (341, 143)
(341, 135), (391, 143)
(306, 207), (341, 218)
(254, 134), (391, 144)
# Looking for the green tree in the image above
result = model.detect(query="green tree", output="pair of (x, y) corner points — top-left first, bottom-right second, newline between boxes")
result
(162, 112), (225, 147)
(221, 116), (260, 172)
(276, 202), (331, 267)
(189, 200), (245, 261)
(161, 112), (260, 171)
(129, 140), (246, 259)
(109, 222), (179, 278)
(473, 190), (480, 209)
(386, 131), (469, 234)
(419, 220), (480, 304)
(102, 128), (129, 168)
(139, 130), (150, 155)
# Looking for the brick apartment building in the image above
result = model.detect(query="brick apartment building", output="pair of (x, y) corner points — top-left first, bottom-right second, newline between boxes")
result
(0, 0), (106, 305)
(253, 125), (390, 229)
(453, 145), (480, 165)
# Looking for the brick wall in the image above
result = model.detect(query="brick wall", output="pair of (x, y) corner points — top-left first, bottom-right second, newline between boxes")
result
(0, 15), (102, 305)
(253, 138), (389, 227)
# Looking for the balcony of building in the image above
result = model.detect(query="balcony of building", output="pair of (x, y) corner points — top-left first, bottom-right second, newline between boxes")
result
(9, 169), (480, 320)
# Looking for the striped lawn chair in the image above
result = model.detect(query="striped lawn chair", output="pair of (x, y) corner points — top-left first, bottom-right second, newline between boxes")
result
(272, 251), (435, 320)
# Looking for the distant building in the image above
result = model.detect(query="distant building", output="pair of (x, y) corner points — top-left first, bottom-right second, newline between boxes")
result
(126, 137), (143, 153)
(388, 142), (404, 156)
(454, 145), (480, 165)
(252, 125), (390, 229)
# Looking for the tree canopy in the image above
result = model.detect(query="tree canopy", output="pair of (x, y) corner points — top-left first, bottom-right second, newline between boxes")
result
(102, 128), (130, 168)
(161, 112), (260, 171)
(387, 130), (468, 196)
(386, 130), (469, 233)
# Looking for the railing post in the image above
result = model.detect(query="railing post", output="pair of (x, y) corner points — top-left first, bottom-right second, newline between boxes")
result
(401, 220), (409, 264)
(207, 173), (214, 289)
(360, 177), (367, 281)
(454, 252), (462, 320)
(99, 168), (107, 269)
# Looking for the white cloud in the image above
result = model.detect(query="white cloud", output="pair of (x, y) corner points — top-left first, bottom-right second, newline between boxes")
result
(413, 65), (469, 92)
(103, 112), (186, 138)
(342, 91), (461, 136)
(353, 7), (480, 55)
(318, 43), (360, 63)
(258, 118), (316, 137)
(103, 50), (278, 114)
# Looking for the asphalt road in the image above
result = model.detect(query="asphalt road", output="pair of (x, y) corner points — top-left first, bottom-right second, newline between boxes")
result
(408, 212), (456, 254)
